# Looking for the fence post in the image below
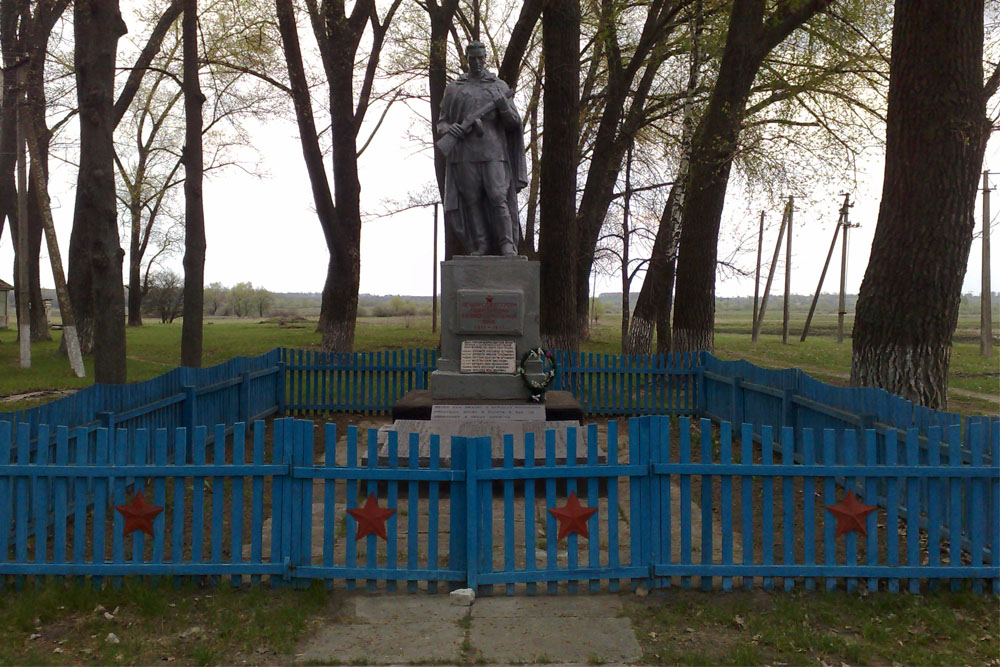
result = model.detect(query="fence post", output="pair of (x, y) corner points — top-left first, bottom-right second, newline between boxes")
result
(731, 377), (744, 428)
(781, 388), (796, 429)
(415, 360), (426, 391)
(276, 361), (286, 415)
(239, 371), (251, 424)
(97, 411), (115, 434)
(182, 385), (197, 461)
(449, 436), (468, 590)
(695, 366), (706, 417)
(465, 437), (483, 592)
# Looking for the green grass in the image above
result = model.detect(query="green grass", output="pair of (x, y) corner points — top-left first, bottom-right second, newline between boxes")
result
(0, 579), (336, 665)
(626, 589), (1000, 665)
(1, 310), (996, 414)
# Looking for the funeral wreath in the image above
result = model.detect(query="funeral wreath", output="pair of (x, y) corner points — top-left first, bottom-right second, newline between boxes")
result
(517, 347), (557, 402)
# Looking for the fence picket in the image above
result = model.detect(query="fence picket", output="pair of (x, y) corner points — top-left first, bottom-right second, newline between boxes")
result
(567, 425), (578, 593)
(587, 423), (600, 593)
(409, 432), (420, 594)
(781, 426), (794, 592)
(864, 429), (878, 593)
(428, 434), (441, 593)
(546, 428), (558, 595)
(699, 418), (713, 591)
(740, 423), (754, 591)
(345, 426), (358, 591)
(926, 427), (942, 592)
(905, 429), (920, 594)
(172, 429), (186, 589)
(35, 424), (50, 575)
(679, 417), (691, 590)
(761, 426), (774, 591)
(53, 427), (68, 576)
(503, 434), (514, 596)
(387, 429), (399, 592)
(823, 429), (836, 592)
(719, 422), (732, 592)
(524, 432), (537, 596)
(969, 421), (985, 595)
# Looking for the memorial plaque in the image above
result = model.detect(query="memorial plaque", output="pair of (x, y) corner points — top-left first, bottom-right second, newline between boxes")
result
(456, 290), (523, 334)
(460, 340), (516, 373)
(430, 404), (547, 420)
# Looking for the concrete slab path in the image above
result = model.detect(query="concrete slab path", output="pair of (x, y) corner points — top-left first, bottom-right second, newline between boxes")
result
(296, 593), (642, 665)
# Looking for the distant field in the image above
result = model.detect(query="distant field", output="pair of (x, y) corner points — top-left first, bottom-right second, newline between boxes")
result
(0, 307), (996, 414)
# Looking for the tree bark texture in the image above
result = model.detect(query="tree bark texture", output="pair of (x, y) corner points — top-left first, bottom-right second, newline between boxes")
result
(670, 0), (832, 353)
(850, 0), (990, 409)
(0, 0), (18, 248)
(538, 0), (580, 350)
(180, 0), (205, 368)
(73, 0), (127, 383)
(69, 0), (179, 350)
(627, 179), (682, 354)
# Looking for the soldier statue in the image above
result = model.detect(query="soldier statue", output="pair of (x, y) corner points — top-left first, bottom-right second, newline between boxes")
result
(436, 41), (528, 256)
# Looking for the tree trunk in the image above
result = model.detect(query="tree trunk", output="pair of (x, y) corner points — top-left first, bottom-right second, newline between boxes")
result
(180, 0), (205, 367)
(426, 0), (459, 258)
(68, 0), (179, 353)
(518, 65), (542, 259)
(73, 0), (127, 383)
(320, 28), (361, 352)
(0, 0), (17, 246)
(127, 205), (143, 326)
(670, 0), (832, 353)
(850, 0), (990, 409)
(628, 180), (682, 354)
(537, 0), (580, 350)
(627, 1), (701, 356)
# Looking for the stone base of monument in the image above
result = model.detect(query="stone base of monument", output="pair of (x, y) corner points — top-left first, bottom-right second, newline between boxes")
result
(430, 255), (542, 401)
(391, 389), (583, 422)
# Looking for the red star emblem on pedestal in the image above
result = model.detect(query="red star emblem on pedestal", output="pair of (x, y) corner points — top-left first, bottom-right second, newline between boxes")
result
(347, 493), (396, 540)
(115, 491), (163, 537)
(548, 492), (598, 540)
(825, 490), (876, 537)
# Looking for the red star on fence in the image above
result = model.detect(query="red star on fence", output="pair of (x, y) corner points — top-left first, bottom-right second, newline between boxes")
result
(825, 489), (876, 537)
(115, 492), (163, 537)
(548, 492), (598, 540)
(347, 493), (396, 540)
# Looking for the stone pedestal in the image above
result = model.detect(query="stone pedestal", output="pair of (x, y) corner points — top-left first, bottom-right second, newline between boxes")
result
(431, 256), (542, 400)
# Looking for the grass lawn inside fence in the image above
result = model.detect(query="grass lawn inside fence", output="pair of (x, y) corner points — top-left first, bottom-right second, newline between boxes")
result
(1, 315), (996, 414)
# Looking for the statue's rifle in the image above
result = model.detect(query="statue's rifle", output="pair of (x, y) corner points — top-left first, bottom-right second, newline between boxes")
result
(435, 88), (514, 158)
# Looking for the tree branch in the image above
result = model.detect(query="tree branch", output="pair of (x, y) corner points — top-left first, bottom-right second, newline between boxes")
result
(114, 0), (184, 126)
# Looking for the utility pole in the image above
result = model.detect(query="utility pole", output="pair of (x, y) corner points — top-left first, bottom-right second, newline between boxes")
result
(837, 195), (857, 344)
(982, 171), (993, 357)
(15, 60), (30, 368)
(432, 202), (439, 333)
(752, 210), (764, 337)
(801, 194), (850, 342)
(782, 195), (793, 344)
(752, 199), (790, 343)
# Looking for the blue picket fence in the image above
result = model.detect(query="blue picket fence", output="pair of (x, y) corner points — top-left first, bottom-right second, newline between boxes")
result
(0, 349), (282, 458)
(0, 416), (996, 592)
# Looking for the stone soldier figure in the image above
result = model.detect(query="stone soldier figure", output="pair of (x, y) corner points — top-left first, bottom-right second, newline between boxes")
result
(437, 41), (528, 256)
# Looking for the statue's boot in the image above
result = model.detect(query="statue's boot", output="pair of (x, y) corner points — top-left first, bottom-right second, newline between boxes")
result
(492, 204), (517, 256)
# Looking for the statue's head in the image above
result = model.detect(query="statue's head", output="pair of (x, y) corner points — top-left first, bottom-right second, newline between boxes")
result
(466, 41), (487, 76)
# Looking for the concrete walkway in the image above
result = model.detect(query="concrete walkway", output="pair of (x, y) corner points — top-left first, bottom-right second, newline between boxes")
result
(296, 593), (643, 665)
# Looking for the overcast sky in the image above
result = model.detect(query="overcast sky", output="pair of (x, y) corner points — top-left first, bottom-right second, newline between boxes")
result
(1, 37), (998, 302)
